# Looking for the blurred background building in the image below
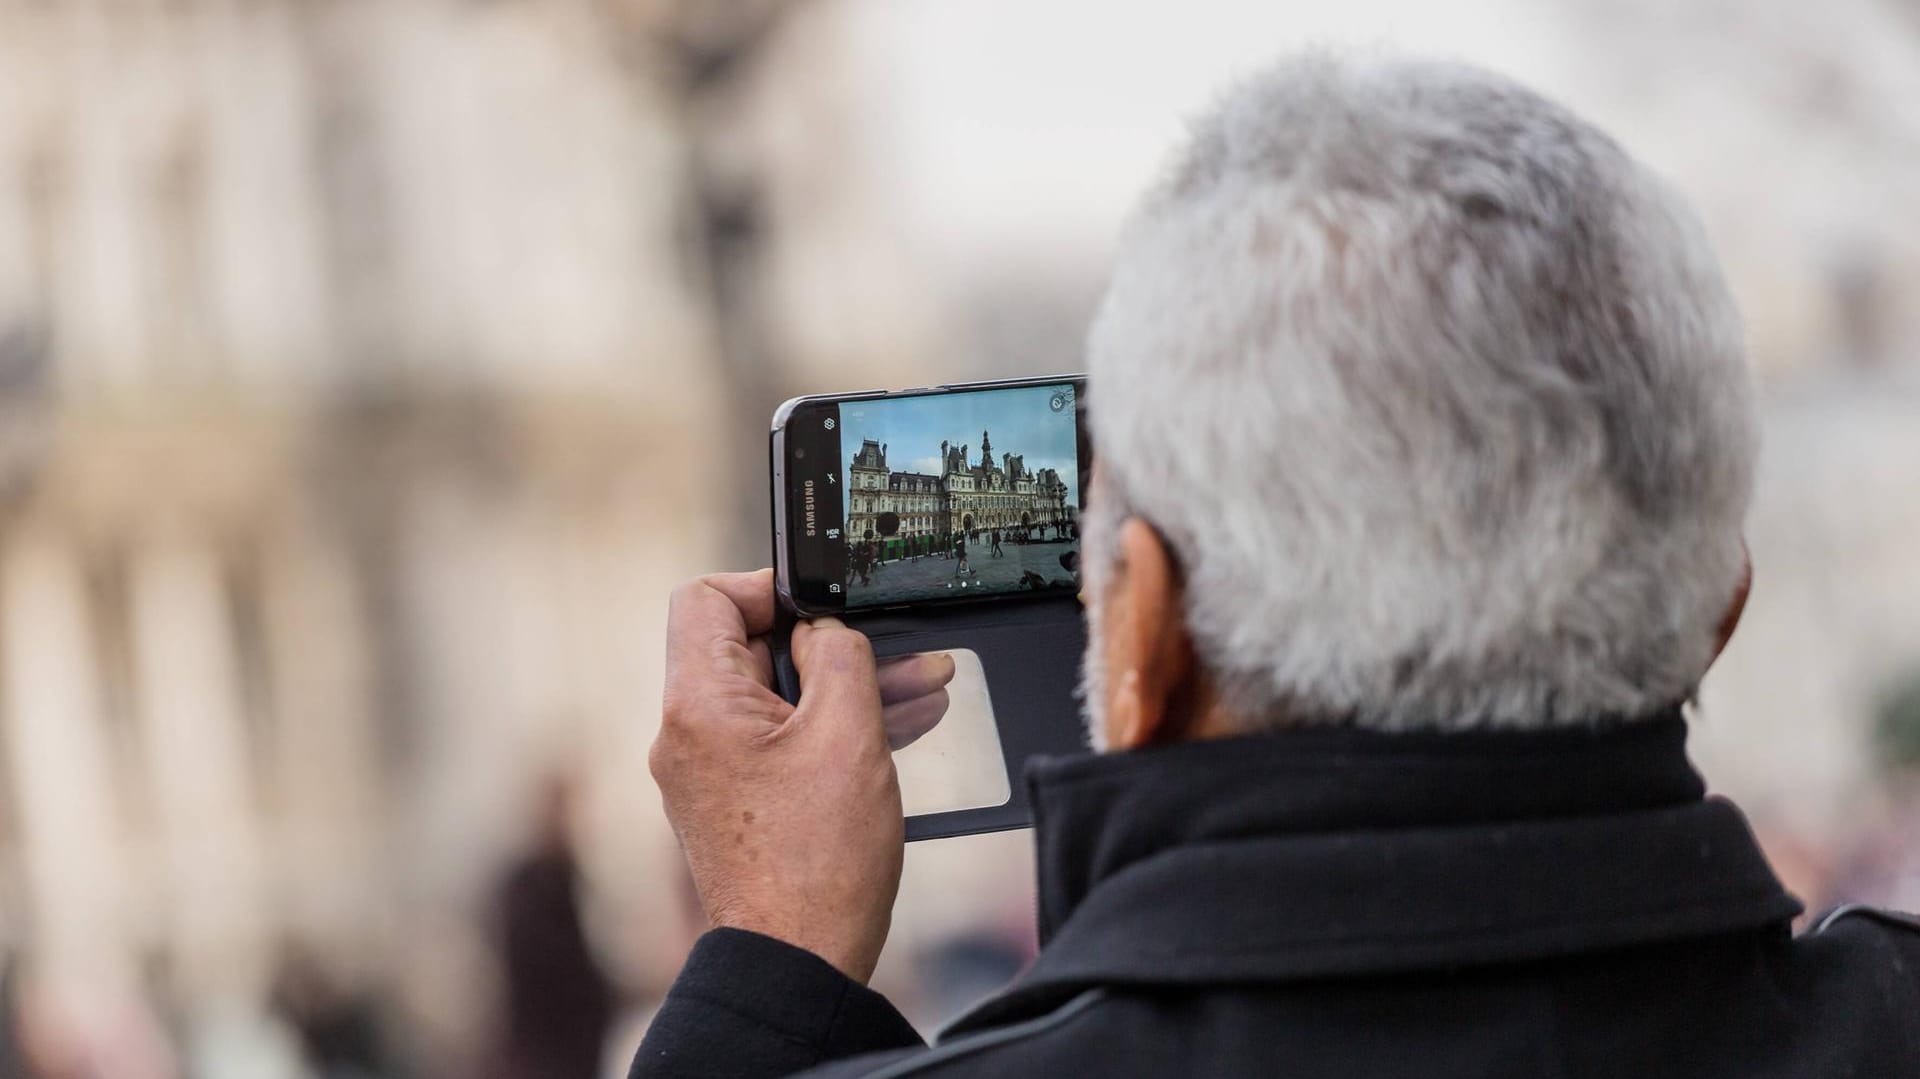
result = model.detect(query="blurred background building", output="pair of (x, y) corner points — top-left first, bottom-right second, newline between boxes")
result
(0, 1), (1915, 1076)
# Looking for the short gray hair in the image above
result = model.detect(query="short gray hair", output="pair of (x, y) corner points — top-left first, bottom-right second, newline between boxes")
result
(1084, 53), (1757, 732)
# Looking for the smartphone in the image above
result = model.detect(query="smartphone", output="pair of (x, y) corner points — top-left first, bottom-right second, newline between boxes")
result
(772, 375), (1088, 618)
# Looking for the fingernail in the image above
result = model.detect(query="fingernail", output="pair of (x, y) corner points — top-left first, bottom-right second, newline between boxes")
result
(811, 616), (846, 630)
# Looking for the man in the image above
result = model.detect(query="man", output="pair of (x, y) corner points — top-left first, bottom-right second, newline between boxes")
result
(952, 533), (970, 579)
(496, 774), (614, 1079)
(635, 54), (1920, 1078)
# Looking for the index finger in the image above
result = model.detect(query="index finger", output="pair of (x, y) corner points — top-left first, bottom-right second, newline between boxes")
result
(703, 568), (778, 637)
(666, 569), (778, 666)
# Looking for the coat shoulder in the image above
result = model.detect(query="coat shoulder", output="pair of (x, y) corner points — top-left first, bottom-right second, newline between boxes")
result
(1807, 902), (1920, 939)
(1800, 903), (1920, 1013)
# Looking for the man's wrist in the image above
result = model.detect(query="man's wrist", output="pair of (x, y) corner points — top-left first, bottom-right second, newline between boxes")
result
(713, 910), (885, 984)
(638, 927), (923, 1075)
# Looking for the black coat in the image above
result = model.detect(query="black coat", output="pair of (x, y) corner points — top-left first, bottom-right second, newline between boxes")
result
(632, 714), (1920, 1078)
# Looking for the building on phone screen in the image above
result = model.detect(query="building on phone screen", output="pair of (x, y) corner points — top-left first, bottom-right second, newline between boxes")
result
(846, 431), (1073, 558)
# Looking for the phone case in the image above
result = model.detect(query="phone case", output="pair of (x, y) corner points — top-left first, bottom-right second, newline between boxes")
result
(768, 595), (1088, 840)
(767, 379), (1092, 839)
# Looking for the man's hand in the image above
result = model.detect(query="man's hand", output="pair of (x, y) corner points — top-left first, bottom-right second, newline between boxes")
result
(877, 651), (955, 751)
(651, 570), (953, 983)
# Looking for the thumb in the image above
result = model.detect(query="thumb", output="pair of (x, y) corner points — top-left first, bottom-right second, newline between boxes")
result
(790, 617), (884, 731)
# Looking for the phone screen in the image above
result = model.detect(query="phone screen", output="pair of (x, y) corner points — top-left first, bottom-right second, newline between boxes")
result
(783, 380), (1086, 614)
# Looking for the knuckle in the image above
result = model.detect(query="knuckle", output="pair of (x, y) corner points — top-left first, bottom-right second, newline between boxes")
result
(668, 578), (697, 604)
(649, 723), (695, 777)
(660, 685), (691, 726)
(667, 578), (705, 614)
(664, 597), (691, 633)
(660, 684), (713, 736)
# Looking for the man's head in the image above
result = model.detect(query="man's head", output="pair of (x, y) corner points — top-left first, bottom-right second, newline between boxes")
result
(1080, 53), (1757, 749)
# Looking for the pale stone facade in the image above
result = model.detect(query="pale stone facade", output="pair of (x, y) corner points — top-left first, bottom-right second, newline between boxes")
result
(846, 432), (1072, 548)
(0, 0), (725, 1062)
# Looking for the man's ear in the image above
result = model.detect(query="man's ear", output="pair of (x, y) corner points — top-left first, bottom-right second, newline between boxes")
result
(1710, 540), (1752, 666)
(1101, 518), (1197, 750)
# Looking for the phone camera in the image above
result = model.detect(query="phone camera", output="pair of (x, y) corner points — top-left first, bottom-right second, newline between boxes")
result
(795, 447), (806, 459)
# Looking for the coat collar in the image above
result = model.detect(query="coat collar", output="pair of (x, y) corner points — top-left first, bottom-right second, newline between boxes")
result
(946, 711), (1800, 1036)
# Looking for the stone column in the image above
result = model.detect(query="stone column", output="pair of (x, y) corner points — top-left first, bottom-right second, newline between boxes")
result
(0, 534), (129, 986)
(258, 526), (382, 954)
(126, 534), (267, 1005)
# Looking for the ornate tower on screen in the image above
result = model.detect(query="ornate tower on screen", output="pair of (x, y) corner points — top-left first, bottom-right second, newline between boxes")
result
(847, 432), (1071, 543)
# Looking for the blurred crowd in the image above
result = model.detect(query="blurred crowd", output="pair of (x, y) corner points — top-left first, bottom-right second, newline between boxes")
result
(0, 773), (1040, 1079)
